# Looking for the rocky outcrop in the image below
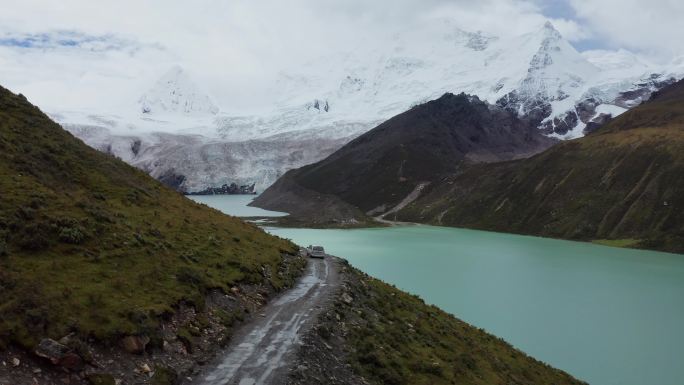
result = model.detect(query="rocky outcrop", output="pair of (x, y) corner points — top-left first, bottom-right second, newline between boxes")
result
(34, 339), (83, 370)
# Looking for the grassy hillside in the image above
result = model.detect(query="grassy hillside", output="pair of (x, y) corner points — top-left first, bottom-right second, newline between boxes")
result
(292, 262), (585, 385)
(398, 80), (684, 253)
(0, 86), (299, 349)
(254, 93), (554, 220)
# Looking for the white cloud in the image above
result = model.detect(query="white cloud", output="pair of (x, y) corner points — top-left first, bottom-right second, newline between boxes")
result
(0, 0), (681, 113)
(569, 0), (684, 60)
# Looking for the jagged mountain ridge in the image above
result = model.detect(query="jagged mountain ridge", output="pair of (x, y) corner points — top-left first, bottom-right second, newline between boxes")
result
(54, 20), (684, 192)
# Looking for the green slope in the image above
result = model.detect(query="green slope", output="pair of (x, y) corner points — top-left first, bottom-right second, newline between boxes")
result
(0, 86), (298, 348)
(350, 271), (585, 385)
(397, 80), (684, 253)
(294, 263), (585, 384)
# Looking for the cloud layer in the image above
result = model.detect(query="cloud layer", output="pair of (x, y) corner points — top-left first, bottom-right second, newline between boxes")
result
(0, 0), (680, 113)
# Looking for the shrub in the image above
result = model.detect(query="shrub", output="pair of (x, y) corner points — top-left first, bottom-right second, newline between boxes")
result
(176, 326), (196, 353)
(176, 267), (207, 288)
(151, 365), (178, 385)
(58, 226), (86, 244)
(86, 373), (115, 385)
(215, 309), (244, 328)
(17, 222), (53, 250)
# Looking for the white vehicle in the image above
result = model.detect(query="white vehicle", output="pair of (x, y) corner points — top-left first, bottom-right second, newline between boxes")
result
(306, 245), (326, 258)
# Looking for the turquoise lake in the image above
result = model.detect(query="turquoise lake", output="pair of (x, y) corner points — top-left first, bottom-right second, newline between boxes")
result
(196, 195), (684, 385)
(189, 195), (287, 217)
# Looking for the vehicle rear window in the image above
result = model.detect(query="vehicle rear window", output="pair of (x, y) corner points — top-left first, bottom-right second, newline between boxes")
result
(313, 247), (323, 251)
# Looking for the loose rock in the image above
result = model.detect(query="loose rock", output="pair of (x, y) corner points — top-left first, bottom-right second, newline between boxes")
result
(120, 335), (150, 354)
(341, 293), (353, 304)
(35, 338), (83, 370)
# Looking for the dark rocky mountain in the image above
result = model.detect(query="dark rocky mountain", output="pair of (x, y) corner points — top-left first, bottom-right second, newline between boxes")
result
(252, 93), (556, 226)
(395, 79), (684, 253)
(255, 80), (684, 253)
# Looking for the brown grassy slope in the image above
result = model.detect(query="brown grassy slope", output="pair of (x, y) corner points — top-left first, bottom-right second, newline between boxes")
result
(0, 86), (298, 349)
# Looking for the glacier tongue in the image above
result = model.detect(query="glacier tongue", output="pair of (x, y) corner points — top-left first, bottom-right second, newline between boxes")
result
(54, 20), (683, 192)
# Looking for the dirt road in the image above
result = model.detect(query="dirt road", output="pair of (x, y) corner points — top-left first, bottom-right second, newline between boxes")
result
(191, 256), (339, 385)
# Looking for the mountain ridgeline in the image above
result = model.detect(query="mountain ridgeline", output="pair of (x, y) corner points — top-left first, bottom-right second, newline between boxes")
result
(255, 81), (684, 253)
(252, 93), (555, 225)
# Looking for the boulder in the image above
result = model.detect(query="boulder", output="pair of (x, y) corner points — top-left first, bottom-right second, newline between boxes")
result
(34, 338), (83, 370)
(341, 292), (353, 304)
(120, 335), (150, 354)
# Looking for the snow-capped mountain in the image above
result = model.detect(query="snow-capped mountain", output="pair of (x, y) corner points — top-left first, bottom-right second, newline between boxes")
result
(54, 20), (683, 192)
(138, 66), (219, 116)
(213, 20), (681, 141)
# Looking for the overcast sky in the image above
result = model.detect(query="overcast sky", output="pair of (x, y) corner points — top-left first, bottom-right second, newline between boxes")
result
(0, 0), (682, 113)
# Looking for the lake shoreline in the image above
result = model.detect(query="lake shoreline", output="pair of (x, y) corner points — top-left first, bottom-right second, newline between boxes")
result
(193, 194), (684, 385)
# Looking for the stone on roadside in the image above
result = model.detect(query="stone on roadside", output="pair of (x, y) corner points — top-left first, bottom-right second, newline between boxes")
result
(341, 292), (353, 304)
(120, 335), (150, 354)
(35, 338), (83, 370)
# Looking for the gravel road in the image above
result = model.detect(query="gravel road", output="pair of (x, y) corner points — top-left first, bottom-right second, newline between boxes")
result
(191, 256), (339, 385)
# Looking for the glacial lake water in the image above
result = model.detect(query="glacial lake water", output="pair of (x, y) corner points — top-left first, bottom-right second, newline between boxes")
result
(196, 195), (684, 385)
(188, 195), (287, 217)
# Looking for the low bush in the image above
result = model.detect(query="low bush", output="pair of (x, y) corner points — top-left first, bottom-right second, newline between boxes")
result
(58, 225), (86, 244)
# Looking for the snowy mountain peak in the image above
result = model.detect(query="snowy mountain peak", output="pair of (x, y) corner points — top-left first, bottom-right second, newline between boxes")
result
(495, 21), (599, 128)
(541, 21), (562, 39)
(138, 66), (219, 116)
